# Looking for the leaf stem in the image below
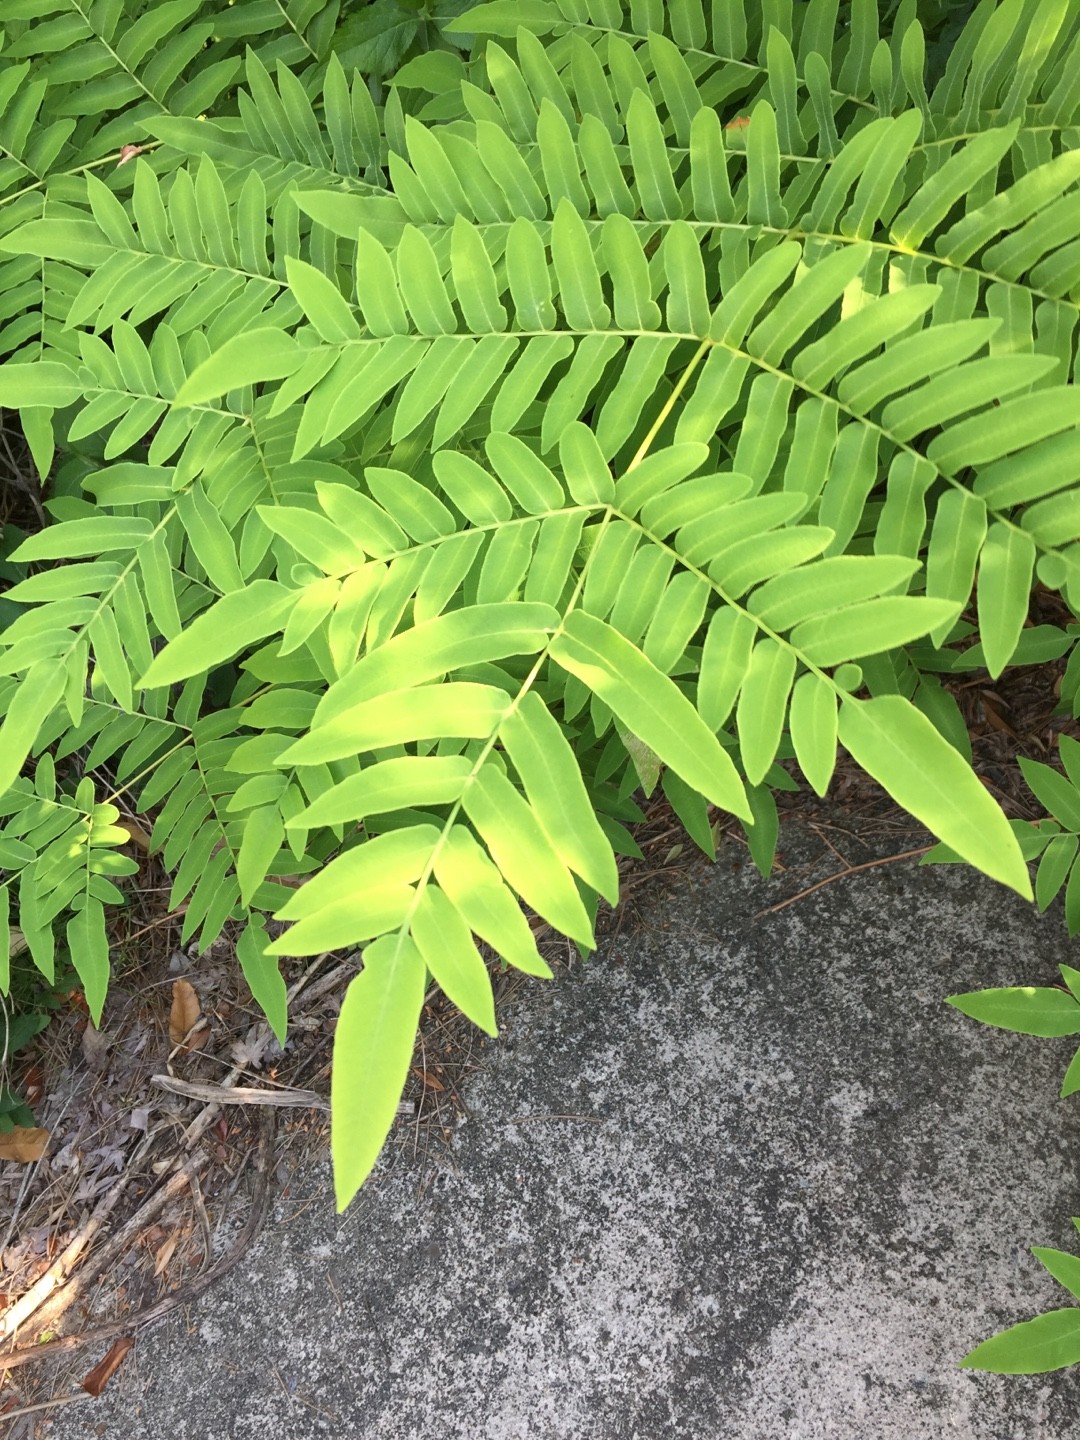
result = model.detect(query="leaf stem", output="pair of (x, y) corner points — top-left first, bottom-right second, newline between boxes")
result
(625, 341), (710, 472)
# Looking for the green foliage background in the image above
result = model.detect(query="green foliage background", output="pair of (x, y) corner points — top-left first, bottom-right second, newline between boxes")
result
(1, 0), (1080, 1240)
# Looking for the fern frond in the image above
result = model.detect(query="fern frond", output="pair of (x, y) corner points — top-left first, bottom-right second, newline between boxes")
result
(5, 0), (1080, 1209)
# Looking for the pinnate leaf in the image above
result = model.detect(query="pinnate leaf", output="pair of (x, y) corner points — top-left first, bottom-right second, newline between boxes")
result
(290, 756), (473, 828)
(175, 330), (304, 405)
(67, 901), (109, 1027)
(434, 827), (553, 979)
(411, 886), (497, 1037)
(462, 764), (594, 946)
(500, 692), (619, 904)
(237, 916), (287, 1045)
(1034, 1248), (1080, 1303)
(316, 603), (559, 721)
(1, 659), (63, 777)
(0, 363), (82, 409)
(283, 683), (509, 765)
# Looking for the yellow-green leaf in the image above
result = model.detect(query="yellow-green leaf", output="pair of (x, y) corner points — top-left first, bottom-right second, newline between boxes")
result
(838, 695), (1031, 896)
(331, 934), (425, 1210)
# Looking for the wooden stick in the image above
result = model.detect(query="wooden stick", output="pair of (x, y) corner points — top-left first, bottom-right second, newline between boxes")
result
(153, 1075), (330, 1110)
(0, 1390), (88, 1422)
(755, 845), (934, 918)
(151, 1075), (413, 1115)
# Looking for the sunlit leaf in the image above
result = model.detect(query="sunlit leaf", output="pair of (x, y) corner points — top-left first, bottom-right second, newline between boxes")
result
(331, 934), (426, 1210)
(838, 697), (1031, 897)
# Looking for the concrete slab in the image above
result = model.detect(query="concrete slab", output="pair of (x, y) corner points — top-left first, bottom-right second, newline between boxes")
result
(42, 821), (1080, 1438)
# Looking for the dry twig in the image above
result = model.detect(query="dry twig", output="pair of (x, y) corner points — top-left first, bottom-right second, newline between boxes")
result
(0, 1112), (275, 1376)
(755, 845), (935, 918)
(0, 954), (337, 1355)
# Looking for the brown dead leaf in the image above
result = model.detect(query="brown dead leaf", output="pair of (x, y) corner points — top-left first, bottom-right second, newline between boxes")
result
(981, 692), (1019, 739)
(22, 1062), (44, 1107)
(152, 1231), (180, 1279)
(169, 979), (207, 1050)
(411, 1066), (446, 1093)
(81, 1336), (135, 1397)
(67, 989), (90, 1017)
(116, 818), (153, 851)
(82, 1022), (113, 1071)
(169, 978), (200, 1042)
(0, 1127), (49, 1163)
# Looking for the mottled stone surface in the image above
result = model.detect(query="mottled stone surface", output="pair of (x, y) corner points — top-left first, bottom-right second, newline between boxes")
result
(46, 823), (1080, 1438)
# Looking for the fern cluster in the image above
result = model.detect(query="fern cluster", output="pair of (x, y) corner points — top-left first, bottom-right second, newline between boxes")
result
(1, 0), (1079, 1208)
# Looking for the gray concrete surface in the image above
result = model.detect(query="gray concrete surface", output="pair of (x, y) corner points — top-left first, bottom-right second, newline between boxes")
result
(44, 820), (1080, 1438)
